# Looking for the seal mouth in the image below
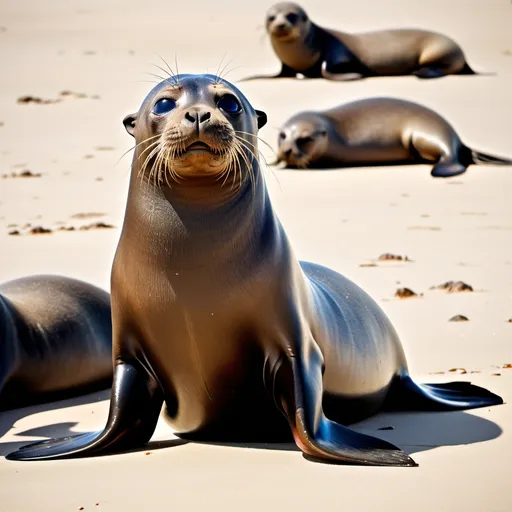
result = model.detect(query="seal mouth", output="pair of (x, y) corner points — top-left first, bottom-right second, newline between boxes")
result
(182, 141), (225, 156)
(272, 28), (293, 39)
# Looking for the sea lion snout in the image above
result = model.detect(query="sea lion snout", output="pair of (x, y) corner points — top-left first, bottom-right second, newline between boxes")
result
(182, 107), (212, 129)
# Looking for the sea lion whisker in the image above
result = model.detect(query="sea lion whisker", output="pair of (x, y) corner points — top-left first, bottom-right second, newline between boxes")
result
(228, 144), (242, 192)
(217, 65), (247, 82)
(167, 145), (185, 184)
(234, 135), (268, 187)
(233, 138), (258, 187)
(218, 151), (235, 187)
(217, 56), (236, 83)
(155, 53), (179, 85)
(147, 146), (163, 189)
(215, 52), (228, 83)
(137, 138), (163, 161)
(151, 63), (179, 87)
(137, 142), (163, 183)
(138, 145), (159, 182)
(234, 141), (254, 192)
(234, 131), (278, 159)
(237, 143), (256, 194)
(173, 54), (181, 85)
(139, 143), (162, 184)
(144, 71), (169, 83)
(138, 139), (162, 170)
(234, 136), (260, 162)
(117, 133), (162, 162)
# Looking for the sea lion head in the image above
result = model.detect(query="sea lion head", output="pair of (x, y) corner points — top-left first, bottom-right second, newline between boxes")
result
(123, 74), (267, 190)
(276, 112), (330, 168)
(265, 2), (311, 42)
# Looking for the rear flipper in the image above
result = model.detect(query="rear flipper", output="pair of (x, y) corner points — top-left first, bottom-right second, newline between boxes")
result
(384, 375), (504, 412)
(238, 64), (297, 82)
(273, 343), (417, 467)
(470, 149), (512, 166)
(6, 362), (163, 461)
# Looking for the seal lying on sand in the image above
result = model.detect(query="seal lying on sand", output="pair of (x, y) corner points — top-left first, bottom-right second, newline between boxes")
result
(241, 2), (483, 82)
(273, 97), (512, 176)
(7, 75), (502, 466)
(0, 275), (112, 411)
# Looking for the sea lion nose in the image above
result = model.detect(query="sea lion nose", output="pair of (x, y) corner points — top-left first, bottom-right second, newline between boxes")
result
(183, 109), (212, 126)
(276, 23), (287, 30)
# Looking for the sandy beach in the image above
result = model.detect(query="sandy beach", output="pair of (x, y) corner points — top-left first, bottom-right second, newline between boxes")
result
(1, 0), (511, 510)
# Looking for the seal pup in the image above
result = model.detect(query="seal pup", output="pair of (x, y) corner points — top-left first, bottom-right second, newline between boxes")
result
(0, 275), (112, 411)
(7, 74), (502, 466)
(241, 2), (482, 81)
(274, 97), (512, 177)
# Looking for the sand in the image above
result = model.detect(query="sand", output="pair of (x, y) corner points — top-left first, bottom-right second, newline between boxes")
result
(1, 0), (511, 510)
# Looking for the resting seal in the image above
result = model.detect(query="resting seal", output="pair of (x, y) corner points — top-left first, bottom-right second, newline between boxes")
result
(0, 275), (112, 411)
(241, 2), (482, 81)
(7, 74), (502, 466)
(274, 97), (512, 177)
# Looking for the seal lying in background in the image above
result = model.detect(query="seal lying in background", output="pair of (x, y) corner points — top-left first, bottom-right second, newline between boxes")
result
(7, 74), (502, 466)
(241, 2), (482, 82)
(274, 97), (512, 177)
(0, 275), (112, 411)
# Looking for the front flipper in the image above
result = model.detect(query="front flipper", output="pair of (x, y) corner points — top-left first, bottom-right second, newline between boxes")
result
(385, 376), (503, 411)
(431, 159), (468, 178)
(321, 61), (363, 81)
(6, 362), (163, 461)
(273, 346), (417, 467)
(413, 67), (446, 79)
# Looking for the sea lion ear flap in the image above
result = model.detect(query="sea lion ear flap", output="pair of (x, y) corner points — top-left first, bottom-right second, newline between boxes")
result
(256, 110), (267, 130)
(123, 113), (137, 137)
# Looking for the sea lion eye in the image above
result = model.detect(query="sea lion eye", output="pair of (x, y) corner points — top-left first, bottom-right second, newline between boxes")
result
(217, 94), (242, 114)
(286, 13), (299, 23)
(267, 15), (276, 23)
(279, 132), (286, 141)
(153, 98), (176, 116)
(296, 136), (314, 146)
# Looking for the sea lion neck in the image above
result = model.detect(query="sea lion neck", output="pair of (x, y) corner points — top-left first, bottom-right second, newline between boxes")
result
(123, 167), (272, 272)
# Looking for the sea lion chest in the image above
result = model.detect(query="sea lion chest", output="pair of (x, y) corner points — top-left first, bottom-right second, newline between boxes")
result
(271, 38), (321, 72)
(114, 202), (284, 431)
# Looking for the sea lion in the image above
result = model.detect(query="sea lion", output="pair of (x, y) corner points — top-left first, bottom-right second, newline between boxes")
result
(7, 74), (502, 466)
(274, 97), (512, 177)
(241, 2), (482, 81)
(0, 275), (113, 411)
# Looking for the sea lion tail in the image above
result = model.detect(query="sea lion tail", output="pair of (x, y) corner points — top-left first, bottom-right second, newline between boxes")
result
(468, 148), (512, 166)
(457, 63), (496, 76)
(384, 376), (504, 412)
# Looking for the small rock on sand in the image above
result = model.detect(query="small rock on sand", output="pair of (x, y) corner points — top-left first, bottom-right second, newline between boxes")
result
(449, 315), (469, 322)
(395, 287), (418, 299)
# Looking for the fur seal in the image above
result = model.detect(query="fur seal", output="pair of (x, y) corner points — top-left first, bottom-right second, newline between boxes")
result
(274, 97), (512, 177)
(0, 275), (113, 411)
(241, 2), (482, 81)
(7, 74), (502, 466)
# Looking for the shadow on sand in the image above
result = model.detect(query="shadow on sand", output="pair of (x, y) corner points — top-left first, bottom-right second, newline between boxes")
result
(0, 393), (503, 463)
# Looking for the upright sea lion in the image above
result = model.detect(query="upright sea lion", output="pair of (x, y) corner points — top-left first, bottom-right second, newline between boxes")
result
(7, 74), (502, 466)
(274, 97), (512, 176)
(241, 2), (482, 81)
(0, 275), (112, 411)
